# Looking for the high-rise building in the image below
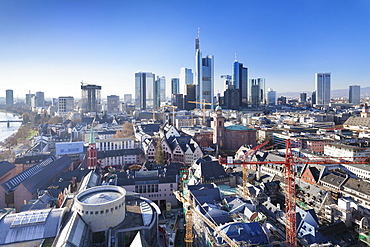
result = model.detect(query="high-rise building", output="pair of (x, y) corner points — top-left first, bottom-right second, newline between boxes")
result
(107, 95), (120, 113)
(5, 89), (13, 106)
(184, 84), (196, 110)
(267, 88), (276, 105)
(195, 34), (214, 108)
(349, 85), (360, 105)
(315, 73), (331, 105)
(25, 93), (35, 106)
(311, 91), (316, 105)
(159, 76), (166, 103)
(232, 61), (248, 107)
(58, 96), (74, 115)
(135, 72), (155, 110)
(300, 92), (307, 103)
(179, 68), (193, 94)
(124, 94), (132, 103)
(81, 83), (102, 112)
(35, 91), (45, 107)
(250, 78), (265, 106)
(171, 78), (180, 95)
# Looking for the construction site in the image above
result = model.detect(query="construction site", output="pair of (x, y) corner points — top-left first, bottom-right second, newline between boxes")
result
(173, 139), (370, 247)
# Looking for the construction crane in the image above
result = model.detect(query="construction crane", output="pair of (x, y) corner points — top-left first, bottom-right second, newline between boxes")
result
(161, 105), (177, 125)
(187, 100), (213, 125)
(174, 190), (239, 247)
(219, 139), (370, 247)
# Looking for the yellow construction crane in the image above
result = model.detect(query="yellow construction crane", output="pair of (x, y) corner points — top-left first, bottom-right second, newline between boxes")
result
(174, 190), (238, 247)
(187, 100), (213, 125)
(161, 105), (177, 125)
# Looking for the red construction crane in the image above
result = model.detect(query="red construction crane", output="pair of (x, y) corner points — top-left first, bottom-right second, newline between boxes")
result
(219, 139), (370, 247)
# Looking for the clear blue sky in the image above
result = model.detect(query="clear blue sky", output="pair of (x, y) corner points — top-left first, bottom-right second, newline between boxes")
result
(1, 0), (370, 99)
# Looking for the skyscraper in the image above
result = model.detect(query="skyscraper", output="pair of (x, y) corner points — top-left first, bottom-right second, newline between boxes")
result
(267, 88), (276, 105)
(349, 85), (360, 104)
(6, 89), (13, 106)
(315, 73), (331, 105)
(25, 93), (35, 107)
(135, 72), (155, 110)
(159, 76), (166, 103)
(81, 83), (102, 112)
(35, 91), (45, 107)
(107, 95), (120, 113)
(171, 78), (180, 95)
(195, 33), (214, 108)
(250, 78), (265, 106)
(300, 92), (307, 103)
(232, 60), (248, 107)
(124, 94), (132, 103)
(179, 68), (193, 94)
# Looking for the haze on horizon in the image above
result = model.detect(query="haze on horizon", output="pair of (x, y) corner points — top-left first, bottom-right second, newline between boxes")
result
(1, 0), (370, 99)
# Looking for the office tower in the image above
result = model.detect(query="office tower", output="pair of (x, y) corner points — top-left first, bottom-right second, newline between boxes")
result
(267, 88), (277, 105)
(300, 92), (307, 103)
(184, 84), (196, 110)
(35, 91), (45, 107)
(26, 93), (35, 106)
(250, 78), (265, 106)
(349, 85), (360, 104)
(154, 77), (161, 109)
(311, 91), (316, 105)
(159, 76), (166, 103)
(107, 95), (120, 113)
(315, 73), (331, 105)
(81, 83), (102, 112)
(179, 68), (193, 94)
(171, 78), (180, 95)
(221, 75), (232, 91)
(232, 60), (248, 107)
(277, 96), (287, 105)
(124, 94), (132, 103)
(58, 96), (74, 115)
(135, 72), (155, 110)
(52, 98), (58, 106)
(6, 89), (13, 106)
(195, 33), (214, 108)
(224, 88), (240, 110)
(172, 94), (184, 109)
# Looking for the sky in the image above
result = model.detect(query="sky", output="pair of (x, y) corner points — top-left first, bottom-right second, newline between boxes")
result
(1, 0), (370, 99)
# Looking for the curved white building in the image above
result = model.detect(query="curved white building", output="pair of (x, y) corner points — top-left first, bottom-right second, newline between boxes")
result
(74, 185), (126, 232)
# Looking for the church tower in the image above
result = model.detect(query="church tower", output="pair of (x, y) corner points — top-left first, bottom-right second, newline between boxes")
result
(361, 103), (369, 118)
(87, 127), (98, 169)
(213, 106), (225, 148)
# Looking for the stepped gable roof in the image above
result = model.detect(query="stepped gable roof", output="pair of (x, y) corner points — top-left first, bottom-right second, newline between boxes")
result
(2, 156), (56, 193)
(21, 155), (73, 194)
(0, 161), (15, 178)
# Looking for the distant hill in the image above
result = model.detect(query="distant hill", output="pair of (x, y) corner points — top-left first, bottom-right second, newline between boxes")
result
(278, 87), (370, 98)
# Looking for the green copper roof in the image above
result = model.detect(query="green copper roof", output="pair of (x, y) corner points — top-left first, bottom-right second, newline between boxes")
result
(89, 127), (96, 144)
(225, 125), (254, 131)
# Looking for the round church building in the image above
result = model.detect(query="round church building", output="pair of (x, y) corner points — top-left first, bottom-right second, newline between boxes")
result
(74, 185), (126, 232)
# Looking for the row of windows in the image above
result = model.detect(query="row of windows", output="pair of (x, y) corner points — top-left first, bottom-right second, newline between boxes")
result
(77, 202), (124, 215)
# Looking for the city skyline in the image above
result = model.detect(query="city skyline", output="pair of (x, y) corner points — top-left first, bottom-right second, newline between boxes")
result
(1, 0), (370, 99)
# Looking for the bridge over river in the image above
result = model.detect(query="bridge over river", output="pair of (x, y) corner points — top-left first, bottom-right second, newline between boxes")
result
(0, 120), (23, 127)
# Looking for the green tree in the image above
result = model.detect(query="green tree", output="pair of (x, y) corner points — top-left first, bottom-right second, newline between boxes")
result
(154, 139), (164, 164)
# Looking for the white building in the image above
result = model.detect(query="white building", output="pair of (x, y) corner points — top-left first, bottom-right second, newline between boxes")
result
(58, 96), (74, 116)
(315, 73), (331, 105)
(324, 143), (370, 161)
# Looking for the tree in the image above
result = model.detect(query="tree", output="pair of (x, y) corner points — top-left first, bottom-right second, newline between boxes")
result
(115, 122), (134, 138)
(154, 139), (164, 164)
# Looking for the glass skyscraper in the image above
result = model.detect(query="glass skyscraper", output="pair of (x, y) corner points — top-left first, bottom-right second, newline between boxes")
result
(315, 73), (331, 105)
(233, 61), (248, 107)
(250, 78), (265, 106)
(349, 85), (360, 104)
(135, 72), (155, 110)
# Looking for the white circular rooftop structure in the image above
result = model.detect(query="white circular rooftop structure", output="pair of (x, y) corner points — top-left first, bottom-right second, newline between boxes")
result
(74, 185), (126, 232)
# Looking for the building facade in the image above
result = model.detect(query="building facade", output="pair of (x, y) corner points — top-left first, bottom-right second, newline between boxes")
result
(81, 84), (102, 112)
(315, 73), (331, 105)
(35, 91), (45, 107)
(233, 61), (248, 107)
(349, 85), (360, 105)
(107, 95), (120, 114)
(58, 96), (74, 116)
(267, 88), (277, 105)
(179, 68), (193, 94)
(250, 78), (265, 106)
(5, 89), (13, 106)
(171, 78), (180, 95)
(135, 72), (155, 110)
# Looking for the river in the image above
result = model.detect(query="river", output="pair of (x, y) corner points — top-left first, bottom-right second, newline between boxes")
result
(0, 112), (22, 142)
